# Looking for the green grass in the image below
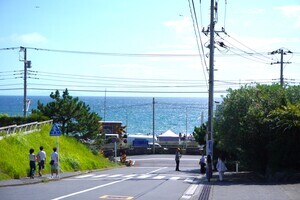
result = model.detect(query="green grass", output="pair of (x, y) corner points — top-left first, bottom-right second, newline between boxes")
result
(0, 125), (117, 180)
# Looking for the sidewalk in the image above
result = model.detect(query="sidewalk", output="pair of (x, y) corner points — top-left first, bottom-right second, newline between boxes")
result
(0, 171), (87, 187)
(193, 172), (300, 200)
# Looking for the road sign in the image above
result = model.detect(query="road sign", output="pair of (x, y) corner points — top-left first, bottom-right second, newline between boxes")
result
(50, 124), (61, 136)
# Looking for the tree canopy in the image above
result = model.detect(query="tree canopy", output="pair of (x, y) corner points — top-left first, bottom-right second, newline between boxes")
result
(32, 89), (101, 140)
(214, 84), (300, 176)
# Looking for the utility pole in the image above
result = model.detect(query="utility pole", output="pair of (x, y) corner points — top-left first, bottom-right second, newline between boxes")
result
(269, 48), (292, 87)
(20, 47), (31, 117)
(207, 0), (215, 158)
(152, 97), (155, 154)
(23, 47), (27, 117)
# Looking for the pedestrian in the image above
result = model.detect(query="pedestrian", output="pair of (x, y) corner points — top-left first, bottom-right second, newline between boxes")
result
(216, 156), (227, 181)
(175, 148), (182, 171)
(199, 153), (206, 174)
(37, 146), (46, 176)
(28, 148), (36, 179)
(206, 154), (212, 182)
(50, 147), (59, 178)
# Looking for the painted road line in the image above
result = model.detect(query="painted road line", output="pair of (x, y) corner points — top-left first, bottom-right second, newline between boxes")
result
(146, 167), (168, 174)
(51, 177), (132, 200)
(181, 184), (201, 200)
(75, 174), (95, 178)
(184, 177), (195, 183)
(169, 177), (181, 180)
(108, 174), (123, 178)
(100, 195), (133, 200)
(123, 174), (137, 178)
(137, 174), (152, 179)
(93, 174), (109, 178)
(152, 175), (166, 179)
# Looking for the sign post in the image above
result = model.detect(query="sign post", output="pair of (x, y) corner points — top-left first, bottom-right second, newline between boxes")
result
(50, 124), (61, 178)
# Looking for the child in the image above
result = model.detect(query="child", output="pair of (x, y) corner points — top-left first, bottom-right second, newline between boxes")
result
(28, 148), (36, 179)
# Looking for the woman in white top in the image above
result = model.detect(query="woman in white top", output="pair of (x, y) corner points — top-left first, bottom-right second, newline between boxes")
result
(216, 156), (227, 181)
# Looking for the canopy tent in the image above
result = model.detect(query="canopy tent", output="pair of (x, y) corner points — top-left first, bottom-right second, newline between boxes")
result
(157, 130), (179, 142)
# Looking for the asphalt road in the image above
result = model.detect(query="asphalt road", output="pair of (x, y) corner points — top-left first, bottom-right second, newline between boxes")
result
(0, 154), (203, 200)
(1, 154), (300, 200)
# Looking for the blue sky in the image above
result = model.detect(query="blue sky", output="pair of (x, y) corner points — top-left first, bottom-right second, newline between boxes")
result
(0, 0), (300, 97)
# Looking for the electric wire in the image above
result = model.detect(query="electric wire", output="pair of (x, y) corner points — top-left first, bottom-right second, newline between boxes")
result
(191, 0), (209, 72)
(187, 0), (208, 90)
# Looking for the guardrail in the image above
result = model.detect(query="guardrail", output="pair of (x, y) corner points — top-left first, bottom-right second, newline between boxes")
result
(0, 120), (53, 139)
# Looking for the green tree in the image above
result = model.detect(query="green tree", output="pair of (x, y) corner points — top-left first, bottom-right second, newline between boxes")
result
(193, 123), (206, 145)
(267, 103), (300, 172)
(32, 89), (101, 140)
(214, 84), (288, 174)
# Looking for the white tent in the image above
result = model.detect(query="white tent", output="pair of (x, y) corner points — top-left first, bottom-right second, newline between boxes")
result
(157, 130), (179, 142)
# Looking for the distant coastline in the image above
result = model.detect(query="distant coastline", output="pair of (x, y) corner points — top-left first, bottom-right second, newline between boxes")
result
(0, 96), (213, 134)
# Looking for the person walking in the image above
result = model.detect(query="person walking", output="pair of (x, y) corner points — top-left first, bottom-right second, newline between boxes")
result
(175, 148), (182, 171)
(37, 146), (46, 176)
(28, 148), (36, 179)
(50, 147), (59, 178)
(216, 156), (227, 181)
(199, 154), (206, 174)
(206, 154), (212, 182)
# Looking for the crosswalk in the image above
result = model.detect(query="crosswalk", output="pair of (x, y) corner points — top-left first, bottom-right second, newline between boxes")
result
(67, 173), (199, 183)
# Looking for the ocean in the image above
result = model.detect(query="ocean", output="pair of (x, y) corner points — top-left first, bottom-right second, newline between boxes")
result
(0, 96), (210, 135)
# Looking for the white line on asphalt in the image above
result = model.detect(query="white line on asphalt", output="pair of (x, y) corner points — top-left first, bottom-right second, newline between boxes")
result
(146, 167), (168, 174)
(123, 174), (137, 178)
(137, 174), (152, 179)
(51, 177), (132, 200)
(107, 174), (123, 178)
(75, 174), (95, 178)
(184, 177), (195, 183)
(169, 177), (181, 180)
(93, 174), (109, 178)
(181, 184), (199, 199)
(153, 175), (166, 179)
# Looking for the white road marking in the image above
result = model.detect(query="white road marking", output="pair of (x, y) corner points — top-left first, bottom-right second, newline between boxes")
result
(181, 184), (200, 199)
(93, 174), (109, 178)
(169, 176), (181, 180)
(146, 167), (168, 174)
(153, 175), (165, 179)
(123, 174), (137, 178)
(75, 174), (95, 178)
(52, 177), (132, 200)
(184, 177), (195, 183)
(137, 174), (152, 179)
(107, 174), (123, 178)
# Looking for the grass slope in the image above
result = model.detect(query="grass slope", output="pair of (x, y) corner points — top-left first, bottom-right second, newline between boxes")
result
(0, 125), (116, 180)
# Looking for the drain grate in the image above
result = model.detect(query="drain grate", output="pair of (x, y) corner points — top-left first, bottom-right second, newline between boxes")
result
(198, 185), (211, 200)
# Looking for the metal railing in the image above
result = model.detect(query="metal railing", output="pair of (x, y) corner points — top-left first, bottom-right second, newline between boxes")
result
(0, 120), (53, 139)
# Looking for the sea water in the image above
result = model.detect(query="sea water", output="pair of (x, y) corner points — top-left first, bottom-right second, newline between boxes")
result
(0, 96), (210, 135)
